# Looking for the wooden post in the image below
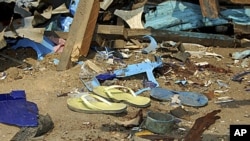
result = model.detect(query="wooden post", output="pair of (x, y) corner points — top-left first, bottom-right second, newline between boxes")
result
(199, 0), (220, 18)
(57, 0), (100, 71)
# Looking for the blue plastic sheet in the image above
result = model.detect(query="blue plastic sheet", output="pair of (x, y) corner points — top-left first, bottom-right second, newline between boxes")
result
(69, 0), (79, 15)
(7, 36), (55, 60)
(60, 16), (73, 32)
(0, 90), (38, 127)
(144, 1), (250, 31)
(142, 35), (158, 54)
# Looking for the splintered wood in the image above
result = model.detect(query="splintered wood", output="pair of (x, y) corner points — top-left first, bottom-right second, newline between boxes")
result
(57, 0), (100, 71)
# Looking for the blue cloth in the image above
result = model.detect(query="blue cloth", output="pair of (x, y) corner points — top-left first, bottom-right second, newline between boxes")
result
(0, 90), (38, 127)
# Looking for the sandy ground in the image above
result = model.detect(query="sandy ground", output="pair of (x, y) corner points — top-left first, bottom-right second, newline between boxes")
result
(0, 45), (250, 141)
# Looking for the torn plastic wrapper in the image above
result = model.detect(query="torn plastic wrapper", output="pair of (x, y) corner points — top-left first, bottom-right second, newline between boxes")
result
(80, 77), (101, 92)
(0, 90), (38, 127)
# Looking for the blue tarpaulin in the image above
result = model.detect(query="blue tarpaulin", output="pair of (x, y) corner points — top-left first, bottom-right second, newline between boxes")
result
(0, 90), (38, 127)
(144, 1), (250, 31)
(7, 36), (55, 60)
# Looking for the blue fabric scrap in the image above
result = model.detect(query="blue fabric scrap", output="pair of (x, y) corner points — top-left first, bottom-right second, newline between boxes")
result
(0, 90), (39, 127)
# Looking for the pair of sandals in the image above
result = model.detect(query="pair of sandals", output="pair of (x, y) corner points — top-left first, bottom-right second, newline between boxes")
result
(67, 85), (151, 114)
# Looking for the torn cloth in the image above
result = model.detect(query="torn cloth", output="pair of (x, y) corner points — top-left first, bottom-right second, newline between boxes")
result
(0, 90), (38, 127)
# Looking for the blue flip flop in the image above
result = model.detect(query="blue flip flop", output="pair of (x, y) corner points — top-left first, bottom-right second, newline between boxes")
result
(150, 87), (208, 107)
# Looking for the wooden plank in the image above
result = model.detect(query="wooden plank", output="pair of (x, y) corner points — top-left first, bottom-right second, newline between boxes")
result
(126, 28), (241, 47)
(113, 39), (126, 48)
(234, 23), (250, 34)
(95, 25), (241, 47)
(199, 0), (220, 18)
(57, 0), (99, 71)
(44, 31), (68, 39)
(96, 24), (127, 39)
(79, 0), (100, 57)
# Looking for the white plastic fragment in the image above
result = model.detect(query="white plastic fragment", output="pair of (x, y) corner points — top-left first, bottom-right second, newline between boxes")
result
(170, 94), (181, 107)
(216, 80), (229, 88)
(241, 58), (250, 68)
(214, 96), (234, 104)
(141, 35), (158, 54)
(214, 90), (229, 94)
(120, 52), (132, 59)
(204, 80), (212, 87)
(0, 72), (7, 80)
(195, 62), (209, 66)
(231, 50), (250, 60)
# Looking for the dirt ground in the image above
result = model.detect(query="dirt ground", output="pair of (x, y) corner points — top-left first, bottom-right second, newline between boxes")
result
(0, 45), (250, 141)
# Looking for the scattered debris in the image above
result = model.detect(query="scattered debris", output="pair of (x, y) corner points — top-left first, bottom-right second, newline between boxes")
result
(215, 96), (234, 104)
(141, 35), (158, 54)
(232, 71), (250, 82)
(231, 50), (250, 60)
(113, 56), (163, 87)
(115, 109), (143, 127)
(170, 107), (191, 121)
(183, 110), (221, 141)
(11, 114), (54, 141)
(145, 111), (175, 134)
(1, 0), (250, 140)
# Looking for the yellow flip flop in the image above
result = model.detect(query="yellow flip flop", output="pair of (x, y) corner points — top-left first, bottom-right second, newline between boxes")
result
(67, 94), (127, 114)
(92, 85), (151, 107)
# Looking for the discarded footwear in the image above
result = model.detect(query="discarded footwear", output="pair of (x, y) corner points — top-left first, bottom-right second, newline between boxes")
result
(11, 114), (54, 141)
(93, 85), (151, 107)
(67, 94), (127, 114)
(150, 88), (208, 107)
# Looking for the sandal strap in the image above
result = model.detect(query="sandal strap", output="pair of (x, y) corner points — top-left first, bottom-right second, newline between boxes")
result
(104, 85), (136, 98)
(80, 94), (112, 110)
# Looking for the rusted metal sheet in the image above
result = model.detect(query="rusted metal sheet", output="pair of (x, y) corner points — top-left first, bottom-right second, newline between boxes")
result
(199, 0), (220, 18)
(57, 0), (100, 71)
